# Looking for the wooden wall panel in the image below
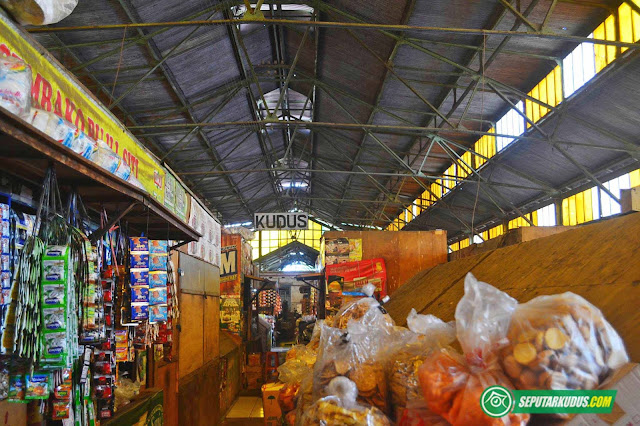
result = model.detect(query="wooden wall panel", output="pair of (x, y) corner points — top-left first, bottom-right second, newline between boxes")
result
(178, 293), (204, 378)
(386, 212), (640, 361)
(150, 360), (178, 426)
(323, 230), (448, 294)
(178, 360), (220, 426)
(204, 295), (220, 362)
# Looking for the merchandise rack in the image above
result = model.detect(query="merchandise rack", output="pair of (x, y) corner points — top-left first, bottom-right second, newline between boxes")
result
(0, 107), (201, 243)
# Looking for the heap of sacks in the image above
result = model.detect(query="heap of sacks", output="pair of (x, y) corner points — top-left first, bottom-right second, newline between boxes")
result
(276, 276), (628, 426)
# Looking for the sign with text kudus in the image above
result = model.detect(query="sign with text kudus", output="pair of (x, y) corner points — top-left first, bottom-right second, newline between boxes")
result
(254, 212), (309, 230)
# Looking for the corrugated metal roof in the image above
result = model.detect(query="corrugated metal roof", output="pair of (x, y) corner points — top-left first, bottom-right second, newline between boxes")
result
(25, 0), (637, 234)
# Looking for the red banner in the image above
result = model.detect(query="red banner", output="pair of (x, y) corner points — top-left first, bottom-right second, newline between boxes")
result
(325, 258), (387, 297)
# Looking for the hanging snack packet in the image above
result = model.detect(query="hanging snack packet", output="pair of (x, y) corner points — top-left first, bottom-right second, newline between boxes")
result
(149, 287), (167, 305)
(130, 270), (149, 286)
(131, 303), (149, 321)
(149, 240), (168, 254)
(52, 400), (71, 420)
(129, 237), (149, 252)
(500, 293), (628, 393)
(7, 375), (26, 403)
(131, 286), (149, 303)
(42, 284), (65, 306)
(42, 259), (66, 282)
(418, 273), (529, 426)
(130, 253), (149, 269)
(148, 271), (167, 288)
(41, 332), (67, 358)
(26, 374), (50, 399)
(149, 253), (168, 271)
(43, 307), (66, 331)
(149, 305), (168, 323)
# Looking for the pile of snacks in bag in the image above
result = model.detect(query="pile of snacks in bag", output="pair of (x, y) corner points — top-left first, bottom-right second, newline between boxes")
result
(301, 377), (391, 426)
(0, 56), (31, 116)
(417, 273), (628, 425)
(271, 275), (628, 425)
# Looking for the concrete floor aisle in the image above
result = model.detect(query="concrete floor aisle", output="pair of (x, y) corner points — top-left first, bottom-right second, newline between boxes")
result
(221, 396), (264, 426)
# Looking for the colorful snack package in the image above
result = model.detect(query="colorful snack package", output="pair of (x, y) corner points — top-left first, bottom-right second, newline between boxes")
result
(42, 259), (66, 282)
(26, 374), (50, 399)
(130, 253), (149, 269)
(149, 240), (168, 254)
(129, 237), (149, 252)
(149, 287), (167, 305)
(149, 305), (168, 323)
(8, 375), (26, 402)
(149, 254), (168, 271)
(131, 286), (149, 303)
(130, 270), (149, 286)
(0, 56), (31, 116)
(43, 307), (66, 331)
(42, 284), (65, 306)
(131, 303), (149, 320)
(52, 400), (71, 419)
(41, 332), (67, 358)
(148, 271), (167, 288)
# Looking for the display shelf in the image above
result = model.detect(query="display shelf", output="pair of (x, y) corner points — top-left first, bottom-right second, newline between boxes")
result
(0, 108), (200, 242)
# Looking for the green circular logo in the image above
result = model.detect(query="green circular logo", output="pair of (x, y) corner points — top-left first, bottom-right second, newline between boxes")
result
(480, 385), (514, 418)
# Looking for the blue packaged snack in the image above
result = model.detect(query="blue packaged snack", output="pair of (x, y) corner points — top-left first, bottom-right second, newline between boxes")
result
(148, 272), (167, 288)
(130, 270), (149, 286)
(1, 271), (10, 289)
(149, 254), (167, 271)
(131, 303), (149, 320)
(149, 240), (168, 254)
(131, 286), (149, 303)
(149, 305), (168, 323)
(129, 237), (148, 252)
(130, 253), (149, 269)
(149, 287), (167, 305)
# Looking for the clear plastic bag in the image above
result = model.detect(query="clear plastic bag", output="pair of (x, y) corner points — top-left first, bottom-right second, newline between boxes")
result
(417, 273), (529, 426)
(388, 311), (456, 421)
(0, 0), (78, 26)
(313, 322), (390, 415)
(500, 292), (628, 392)
(279, 345), (316, 384)
(26, 109), (97, 160)
(334, 285), (394, 331)
(301, 377), (391, 426)
(0, 56), (31, 116)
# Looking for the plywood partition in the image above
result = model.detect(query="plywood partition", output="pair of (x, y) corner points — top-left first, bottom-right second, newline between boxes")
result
(322, 230), (448, 294)
(385, 212), (640, 361)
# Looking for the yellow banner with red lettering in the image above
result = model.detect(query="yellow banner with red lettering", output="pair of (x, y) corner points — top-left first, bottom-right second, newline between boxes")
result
(0, 13), (165, 202)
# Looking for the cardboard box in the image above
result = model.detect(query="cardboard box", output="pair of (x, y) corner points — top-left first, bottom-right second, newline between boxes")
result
(566, 363), (640, 425)
(248, 353), (262, 366)
(262, 383), (284, 426)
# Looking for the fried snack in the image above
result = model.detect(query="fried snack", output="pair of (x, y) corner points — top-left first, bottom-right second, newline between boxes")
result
(278, 383), (300, 413)
(389, 352), (429, 420)
(501, 293), (628, 393)
(301, 397), (391, 426)
(316, 360), (389, 415)
(418, 349), (529, 426)
(334, 297), (394, 330)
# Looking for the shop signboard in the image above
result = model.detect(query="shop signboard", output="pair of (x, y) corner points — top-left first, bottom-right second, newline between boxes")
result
(325, 258), (387, 309)
(254, 212), (308, 230)
(221, 234), (242, 296)
(324, 238), (362, 265)
(0, 13), (165, 202)
(188, 198), (221, 267)
(220, 296), (242, 334)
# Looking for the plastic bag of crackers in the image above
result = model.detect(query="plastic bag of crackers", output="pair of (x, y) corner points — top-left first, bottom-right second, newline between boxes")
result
(500, 293), (628, 403)
(388, 310), (456, 421)
(334, 284), (394, 331)
(301, 377), (391, 426)
(313, 322), (390, 416)
(418, 273), (529, 426)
